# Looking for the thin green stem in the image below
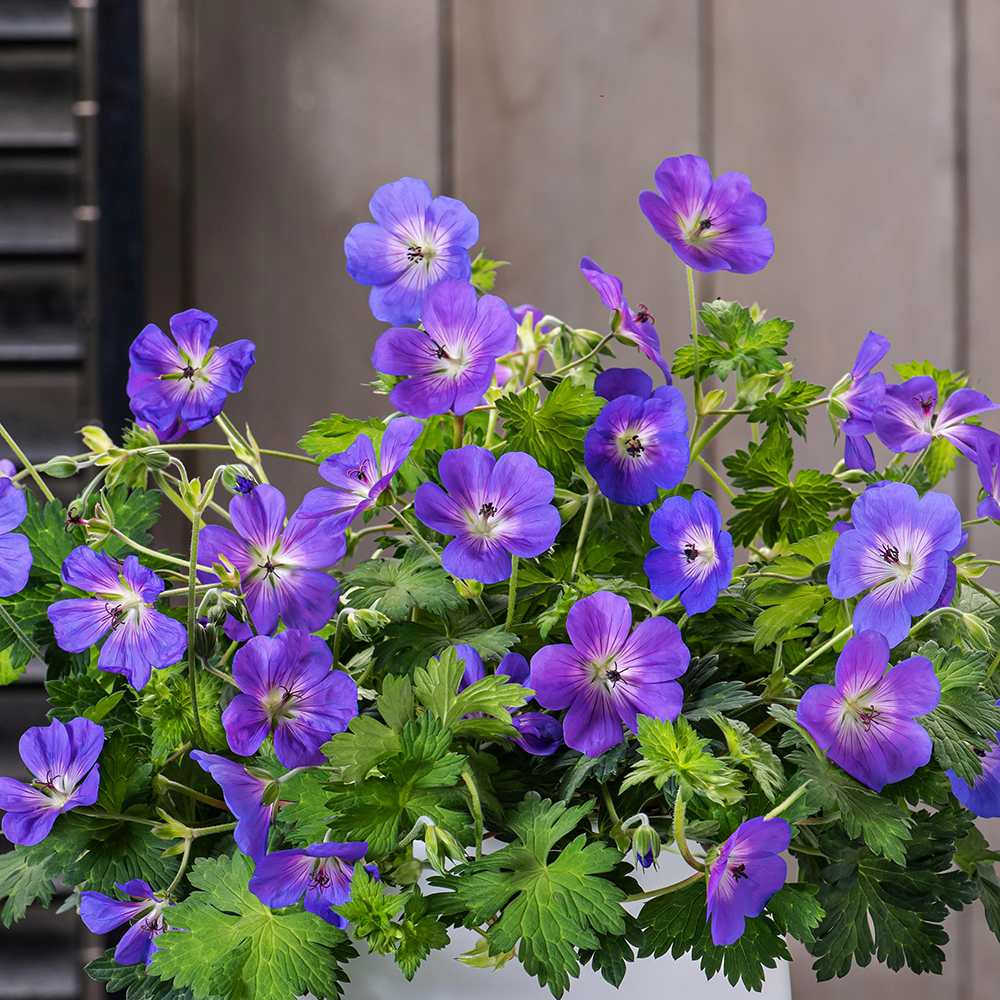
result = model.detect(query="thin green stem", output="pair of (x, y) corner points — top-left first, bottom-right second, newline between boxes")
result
(570, 483), (598, 578)
(390, 505), (442, 564)
(159, 582), (217, 600)
(548, 332), (615, 378)
(505, 556), (519, 630)
(76, 810), (157, 827)
(965, 578), (1000, 612)
(689, 412), (736, 463)
(332, 607), (350, 670)
(461, 767), (484, 860)
(765, 782), (810, 820)
(624, 870), (704, 904)
(964, 516), (991, 528)
(686, 266), (703, 415)
(900, 447), (929, 484)
(599, 783), (621, 827)
(453, 413), (465, 449)
(191, 821), (237, 839)
(106, 525), (209, 572)
(695, 455), (735, 499)
(0, 605), (44, 662)
(185, 515), (206, 747)
(164, 838), (193, 897)
(348, 522), (400, 543)
(204, 663), (239, 688)
(0, 422), (55, 501)
(788, 624), (854, 677)
(157, 776), (226, 810)
(672, 790), (706, 872)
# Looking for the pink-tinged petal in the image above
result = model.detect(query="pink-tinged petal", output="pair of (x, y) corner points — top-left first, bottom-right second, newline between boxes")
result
(440, 535), (511, 584)
(136, 610), (188, 671)
(880, 655), (941, 717)
(562, 686), (624, 757)
(389, 371), (464, 418)
(48, 598), (112, 653)
(230, 484), (286, 552)
(378, 417), (423, 477)
(197, 524), (255, 579)
(298, 487), (361, 524)
(272, 569), (339, 633)
(578, 257), (626, 312)
(243, 577), (282, 635)
(222, 693), (271, 758)
(528, 644), (589, 711)
(796, 683), (844, 754)
(945, 422), (994, 460)
(638, 190), (684, 245)
(827, 530), (887, 599)
(413, 482), (466, 536)
(0, 533), (31, 597)
(704, 224), (774, 275)
(652, 155), (713, 219)
(318, 435), (379, 492)
(612, 678), (683, 732)
(121, 555), (165, 603)
(367, 176), (433, 235)
(704, 173), (763, 227)
(371, 326), (439, 378)
(2, 806), (60, 846)
(60, 546), (122, 595)
(79, 892), (151, 934)
(494, 504), (561, 559)
(438, 445), (495, 512)
(249, 848), (316, 909)
(344, 222), (404, 284)
(834, 630), (891, 700)
(873, 378), (936, 453)
(0, 479), (26, 534)
(280, 512), (346, 569)
(566, 592), (632, 662)
(190, 750), (273, 861)
(168, 308), (216, 361)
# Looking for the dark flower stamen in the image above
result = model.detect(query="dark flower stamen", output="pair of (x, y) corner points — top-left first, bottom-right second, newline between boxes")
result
(731, 862), (749, 881)
(260, 558), (277, 577)
(634, 303), (654, 324)
(606, 666), (623, 686)
(180, 364), (196, 380)
(625, 435), (644, 458)
(104, 603), (127, 631)
(879, 544), (900, 565)
(309, 869), (332, 889)
(696, 217), (713, 234)
(430, 340), (450, 360)
(478, 502), (496, 519)
(406, 244), (424, 263)
(683, 542), (698, 563)
(857, 706), (880, 731)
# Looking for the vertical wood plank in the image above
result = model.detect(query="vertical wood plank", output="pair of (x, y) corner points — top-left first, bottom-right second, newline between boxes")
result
(710, 0), (958, 476)
(452, 0), (701, 359)
(189, 0), (441, 500)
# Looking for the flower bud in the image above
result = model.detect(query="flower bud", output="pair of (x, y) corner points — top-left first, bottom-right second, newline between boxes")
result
(41, 455), (79, 479)
(84, 501), (112, 545)
(346, 607), (391, 641)
(701, 388), (727, 415)
(138, 448), (171, 471)
(261, 780), (281, 806)
(221, 464), (258, 495)
(962, 612), (994, 648)
(80, 424), (114, 455)
(194, 622), (217, 659)
(452, 578), (483, 600)
(630, 817), (661, 870)
(123, 423), (160, 449)
(152, 809), (193, 842)
(212, 554), (242, 591)
(422, 820), (465, 874)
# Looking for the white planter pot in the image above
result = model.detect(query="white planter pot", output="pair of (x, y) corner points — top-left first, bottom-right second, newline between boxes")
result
(343, 849), (791, 999)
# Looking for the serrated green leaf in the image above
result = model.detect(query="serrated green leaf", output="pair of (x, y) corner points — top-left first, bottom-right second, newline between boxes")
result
(0, 843), (58, 927)
(748, 379), (824, 436)
(298, 413), (385, 461)
(713, 715), (784, 801)
(623, 716), (743, 804)
(86, 949), (193, 1000)
(151, 853), (355, 1000)
(495, 379), (603, 479)
(344, 548), (463, 621)
(766, 884), (825, 944)
(752, 587), (826, 651)
(99, 486), (162, 559)
(19, 493), (81, 578)
(470, 251), (509, 294)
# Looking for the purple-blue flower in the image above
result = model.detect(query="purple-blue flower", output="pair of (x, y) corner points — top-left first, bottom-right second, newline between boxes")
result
(833, 331), (890, 472)
(454, 643), (485, 689)
(873, 376), (998, 460)
(496, 652), (563, 756)
(797, 630), (940, 791)
(0, 477), (31, 597)
(48, 548), (187, 690)
(644, 491), (734, 614)
(706, 817), (790, 946)
(975, 431), (1000, 520)
(579, 258), (670, 379)
(639, 155), (774, 275)
(222, 630), (357, 768)
(127, 308), (255, 443)
(249, 841), (371, 927)
(947, 708), (1000, 816)
(828, 483), (963, 647)
(79, 880), (170, 965)
(372, 279), (515, 418)
(584, 387), (689, 506)
(300, 417), (422, 527)
(0, 717), (103, 846)
(198, 484), (344, 636)
(190, 750), (277, 861)
(414, 446), (560, 584)
(529, 591), (689, 757)
(345, 177), (479, 325)
(0, 459), (15, 479)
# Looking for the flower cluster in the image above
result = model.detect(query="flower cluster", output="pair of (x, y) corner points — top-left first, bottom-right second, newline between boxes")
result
(0, 153), (999, 1000)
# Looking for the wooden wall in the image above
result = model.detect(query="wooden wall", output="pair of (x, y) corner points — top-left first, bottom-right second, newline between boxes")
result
(142, 2), (1000, 998)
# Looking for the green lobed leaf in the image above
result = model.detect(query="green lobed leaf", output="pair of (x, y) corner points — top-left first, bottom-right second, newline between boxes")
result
(0, 843), (58, 927)
(470, 251), (510, 294)
(86, 950), (193, 1000)
(151, 852), (356, 1000)
(298, 413), (385, 461)
(344, 548), (464, 622)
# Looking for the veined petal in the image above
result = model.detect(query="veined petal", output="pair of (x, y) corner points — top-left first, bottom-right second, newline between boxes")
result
(566, 591), (632, 662)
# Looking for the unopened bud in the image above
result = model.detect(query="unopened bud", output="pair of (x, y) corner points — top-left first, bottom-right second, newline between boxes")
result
(422, 820), (465, 874)
(212, 554), (241, 590)
(628, 815), (661, 870)
(194, 622), (217, 659)
(80, 424), (114, 454)
(346, 607), (391, 641)
(962, 612), (994, 648)
(138, 448), (171, 471)
(41, 455), (79, 479)
(152, 809), (193, 842)
(827, 396), (850, 422)
(221, 464), (257, 495)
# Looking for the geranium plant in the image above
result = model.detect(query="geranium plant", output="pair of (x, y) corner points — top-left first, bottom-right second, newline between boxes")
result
(2, 155), (1000, 998)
